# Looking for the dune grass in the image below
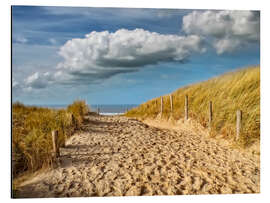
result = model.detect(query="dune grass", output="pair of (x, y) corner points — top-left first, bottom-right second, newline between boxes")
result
(12, 100), (90, 180)
(126, 66), (260, 148)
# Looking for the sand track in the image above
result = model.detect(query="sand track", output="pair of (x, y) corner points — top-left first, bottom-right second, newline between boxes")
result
(16, 114), (260, 198)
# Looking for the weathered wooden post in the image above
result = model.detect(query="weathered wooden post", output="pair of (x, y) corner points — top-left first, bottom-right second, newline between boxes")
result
(236, 110), (242, 141)
(71, 114), (78, 130)
(71, 114), (75, 125)
(209, 101), (213, 130)
(185, 95), (188, 120)
(170, 94), (173, 113)
(160, 97), (163, 115)
(51, 130), (60, 158)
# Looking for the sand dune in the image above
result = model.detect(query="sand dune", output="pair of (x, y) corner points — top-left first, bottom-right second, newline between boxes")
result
(15, 114), (260, 198)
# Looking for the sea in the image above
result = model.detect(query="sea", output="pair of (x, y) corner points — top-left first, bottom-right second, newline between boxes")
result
(90, 104), (138, 115)
(36, 104), (138, 116)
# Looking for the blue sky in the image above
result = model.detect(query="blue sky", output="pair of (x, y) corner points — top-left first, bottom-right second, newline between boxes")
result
(12, 6), (260, 105)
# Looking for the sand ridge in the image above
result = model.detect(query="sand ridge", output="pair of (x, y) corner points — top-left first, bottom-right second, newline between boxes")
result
(15, 114), (260, 198)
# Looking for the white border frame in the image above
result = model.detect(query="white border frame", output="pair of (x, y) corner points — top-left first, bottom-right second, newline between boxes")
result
(2, 1), (269, 202)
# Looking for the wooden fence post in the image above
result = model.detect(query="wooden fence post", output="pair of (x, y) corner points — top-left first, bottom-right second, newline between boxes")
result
(170, 94), (173, 113)
(51, 130), (60, 158)
(160, 97), (163, 115)
(71, 114), (75, 125)
(71, 114), (78, 130)
(209, 101), (213, 130)
(185, 95), (188, 120)
(236, 110), (242, 141)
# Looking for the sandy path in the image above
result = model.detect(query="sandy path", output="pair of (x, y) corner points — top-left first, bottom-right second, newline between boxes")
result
(16, 114), (260, 198)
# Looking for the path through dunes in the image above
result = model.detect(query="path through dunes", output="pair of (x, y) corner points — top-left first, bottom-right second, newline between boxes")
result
(15, 114), (260, 198)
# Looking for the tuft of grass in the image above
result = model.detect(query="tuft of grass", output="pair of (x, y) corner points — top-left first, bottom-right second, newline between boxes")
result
(67, 100), (89, 129)
(12, 100), (90, 180)
(126, 66), (260, 148)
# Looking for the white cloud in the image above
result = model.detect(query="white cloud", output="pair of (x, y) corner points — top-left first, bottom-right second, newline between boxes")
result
(213, 38), (242, 54)
(182, 10), (260, 54)
(24, 72), (55, 89)
(56, 28), (205, 81)
(12, 80), (19, 88)
(12, 78), (30, 96)
(49, 38), (57, 45)
(14, 35), (28, 44)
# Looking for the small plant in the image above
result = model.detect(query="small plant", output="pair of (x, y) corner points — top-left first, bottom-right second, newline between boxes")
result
(67, 100), (89, 128)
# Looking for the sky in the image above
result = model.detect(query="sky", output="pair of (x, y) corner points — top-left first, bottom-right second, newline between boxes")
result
(12, 6), (260, 105)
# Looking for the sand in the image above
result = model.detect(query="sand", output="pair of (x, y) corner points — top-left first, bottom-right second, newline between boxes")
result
(15, 114), (260, 198)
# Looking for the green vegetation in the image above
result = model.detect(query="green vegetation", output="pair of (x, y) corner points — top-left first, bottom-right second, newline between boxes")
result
(12, 100), (90, 179)
(126, 66), (260, 148)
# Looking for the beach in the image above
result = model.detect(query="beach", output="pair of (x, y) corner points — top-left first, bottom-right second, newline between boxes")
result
(15, 113), (260, 197)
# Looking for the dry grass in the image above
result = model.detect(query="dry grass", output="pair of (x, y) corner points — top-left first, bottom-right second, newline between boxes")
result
(126, 66), (260, 148)
(12, 100), (90, 180)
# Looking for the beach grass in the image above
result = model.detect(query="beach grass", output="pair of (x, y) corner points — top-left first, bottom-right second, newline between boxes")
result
(126, 66), (260, 148)
(12, 100), (90, 180)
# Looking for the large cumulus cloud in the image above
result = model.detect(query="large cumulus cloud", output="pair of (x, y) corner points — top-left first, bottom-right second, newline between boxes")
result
(182, 10), (260, 54)
(56, 28), (205, 77)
